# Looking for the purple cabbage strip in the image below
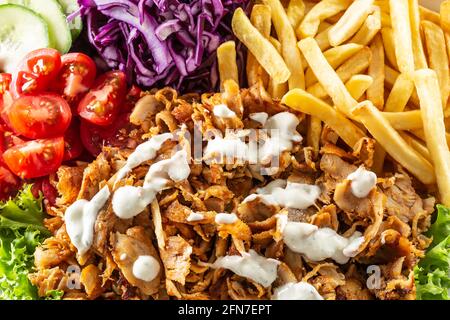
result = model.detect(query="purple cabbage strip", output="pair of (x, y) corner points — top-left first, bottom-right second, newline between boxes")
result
(78, 0), (249, 92)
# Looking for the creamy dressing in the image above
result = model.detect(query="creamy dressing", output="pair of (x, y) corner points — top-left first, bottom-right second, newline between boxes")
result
(215, 213), (238, 224)
(186, 212), (204, 222)
(210, 250), (280, 287)
(65, 186), (111, 255)
(113, 149), (190, 219)
(243, 179), (321, 210)
(346, 167), (377, 198)
(203, 133), (249, 162)
(249, 112), (268, 125)
(272, 282), (324, 300)
(213, 104), (236, 118)
(132, 255), (160, 282)
(115, 133), (173, 183)
(281, 221), (364, 264)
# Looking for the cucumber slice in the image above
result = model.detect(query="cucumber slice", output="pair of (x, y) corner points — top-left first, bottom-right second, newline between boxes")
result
(0, 4), (50, 72)
(58, 0), (83, 40)
(0, 0), (72, 53)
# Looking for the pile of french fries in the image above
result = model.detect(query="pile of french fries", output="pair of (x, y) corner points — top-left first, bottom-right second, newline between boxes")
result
(216, 0), (450, 206)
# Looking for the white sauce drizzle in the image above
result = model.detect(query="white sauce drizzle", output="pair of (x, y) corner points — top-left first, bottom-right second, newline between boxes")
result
(113, 149), (190, 219)
(213, 104), (236, 118)
(249, 112), (268, 125)
(272, 282), (324, 300)
(281, 221), (364, 264)
(346, 166), (377, 198)
(115, 133), (172, 184)
(65, 186), (111, 255)
(132, 255), (160, 282)
(186, 212), (204, 222)
(215, 213), (238, 224)
(210, 250), (280, 287)
(243, 179), (321, 210)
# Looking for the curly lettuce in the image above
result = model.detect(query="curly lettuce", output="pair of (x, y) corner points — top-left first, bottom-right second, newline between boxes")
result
(0, 185), (51, 300)
(415, 205), (450, 300)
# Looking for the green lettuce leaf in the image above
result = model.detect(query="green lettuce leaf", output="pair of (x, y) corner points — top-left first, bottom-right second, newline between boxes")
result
(0, 185), (49, 300)
(415, 205), (450, 300)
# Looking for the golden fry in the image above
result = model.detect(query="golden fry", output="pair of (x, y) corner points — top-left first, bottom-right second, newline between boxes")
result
(351, 100), (435, 185)
(421, 21), (450, 108)
(414, 69), (450, 205)
(399, 132), (432, 163)
(409, 0), (428, 69)
(384, 65), (420, 107)
(350, 7), (381, 46)
(307, 116), (322, 157)
(380, 27), (398, 70)
(287, 0), (306, 30)
(367, 34), (384, 109)
(267, 37), (288, 98)
(217, 41), (239, 91)
(345, 74), (373, 100)
(305, 43), (364, 87)
(441, 1), (450, 33)
(305, 47), (372, 102)
(246, 5), (272, 87)
(389, 0), (415, 73)
(328, 0), (375, 46)
(419, 5), (441, 25)
(384, 73), (414, 112)
(232, 8), (291, 84)
(314, 25), (333, 51)
(382, 110), (422, 130)
(282, 89), (365, 148)
(262, 0), (305, 89)
(297, 0), (351, 38)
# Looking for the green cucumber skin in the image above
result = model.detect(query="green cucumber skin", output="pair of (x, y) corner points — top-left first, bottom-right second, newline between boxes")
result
(57, 0), (83, 40)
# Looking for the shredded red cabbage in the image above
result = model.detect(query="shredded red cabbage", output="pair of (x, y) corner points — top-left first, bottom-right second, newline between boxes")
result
(78, 0), (249, 92)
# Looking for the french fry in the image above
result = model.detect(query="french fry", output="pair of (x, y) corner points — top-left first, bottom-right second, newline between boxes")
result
(384, 73), (414, 112)
(390, 0), (415, 73)
(307, 116), (322, 157)
(441, 0), (450, 33)
(399, 132), (432, 163)
(380, 27), (398, 70)
(246, 4), (272, 87)
(297, 0), (351, 38)
(262, 0), (305, 89)
(267, 37), (289, 98)
(384, 65), (420, 107)
(287, 0), (306, 30)
(217, 41), (239, 91)
(345, 74), (373, 100)
(374, 0), (389, 12)
(422, 21), (450, 109)
(367, 34), (384, 109)
(350, 7), (381, 46)
(380, 11), (392, 27)
(414, 69), (450, 205)
(382, 110), (422, 130)
(232, 8), (291, 84)
(305, 43), (364, 86)
(305, 47), (372, 101)
(419, 5), (441, 25)
(410, 129), (450, 149)
(282, 89), (366, 148)
(314, 25), (333, 51)
(351, 100), (435, 185)
(408, 0), (428, 69)
(328, 0), (375, 47)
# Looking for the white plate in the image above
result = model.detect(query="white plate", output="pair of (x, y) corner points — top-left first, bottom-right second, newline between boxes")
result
(420, 0), (442, 12)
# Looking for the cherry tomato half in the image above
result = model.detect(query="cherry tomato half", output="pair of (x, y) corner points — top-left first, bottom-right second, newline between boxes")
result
(63, 120), (84, 161)
(53, 53), (97, 106)
(8, 94), (72, 139)
(78, 71), (127, 126)
(0, 164), (19, 200)
(0, 73), (12, 94)
(11, 48), (61, 97)
(2, 137), (64, 179)
(80, 114), (138, 156)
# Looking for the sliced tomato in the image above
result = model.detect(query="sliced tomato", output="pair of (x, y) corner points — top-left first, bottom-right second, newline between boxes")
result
(8, 94), (72, 139)
(0, 164), (20, 200)
(53, 53), (97, 106)
(80, 114), (138, 156)
(63, 120), (84, 161)
(2, 137), (64, 179)
(0, 73), (12, 94)
(78, 71), (127, 126)
(11, 48), (61, 97)
(0, 129), (26, 164)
